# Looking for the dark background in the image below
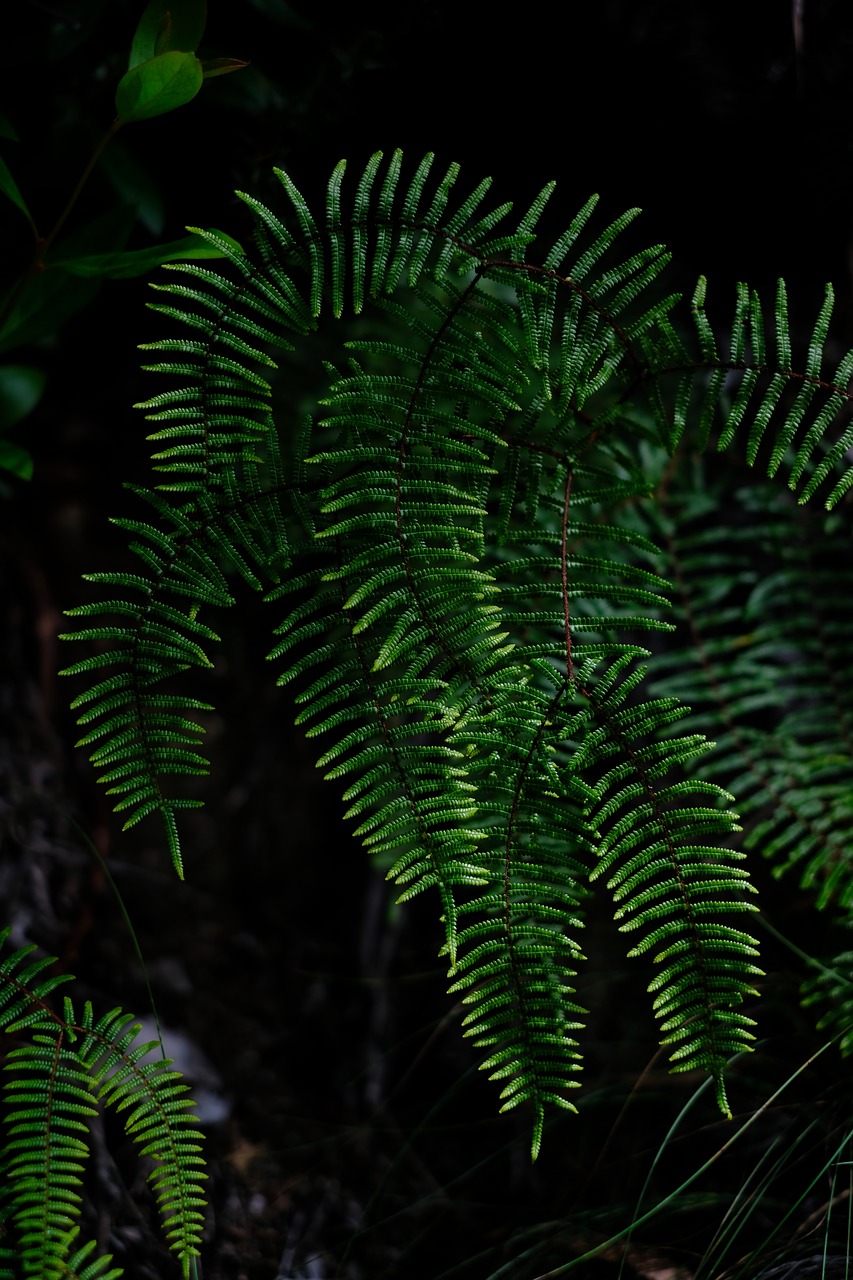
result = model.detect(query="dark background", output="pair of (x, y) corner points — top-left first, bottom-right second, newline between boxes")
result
(2, 3), (853, 1278)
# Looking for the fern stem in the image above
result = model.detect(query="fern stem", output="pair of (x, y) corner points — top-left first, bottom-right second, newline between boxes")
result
(393, 265), (495, 705)
(0, 117), (123, 341)
(560, 467), (575, 683)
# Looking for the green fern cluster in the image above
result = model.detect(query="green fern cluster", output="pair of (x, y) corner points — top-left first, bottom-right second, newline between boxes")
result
(0, 928), (205, 1278)
(648, 475), (853, 908)
(59, 149), (853, 1155)
(643, 457), (853, 1053)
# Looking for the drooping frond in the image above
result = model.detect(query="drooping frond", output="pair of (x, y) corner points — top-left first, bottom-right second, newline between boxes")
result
(59, 480), (291, 877)
(0, 928), (205, 1277)
(60, 146), (853, 1149)
(576, 657), (759, 1112)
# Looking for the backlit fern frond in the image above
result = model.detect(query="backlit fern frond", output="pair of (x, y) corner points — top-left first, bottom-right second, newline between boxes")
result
(59, 481), (289, 877)
(0, 929), (205, 1278)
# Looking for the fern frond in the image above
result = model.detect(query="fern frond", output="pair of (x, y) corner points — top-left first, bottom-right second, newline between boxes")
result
(565, 654), (759, 1112)
(268, 557), (493, 960)
(57, 1233), (123, 1280)
(446, 678), (594, 1159)
(2, 1031), (99, 1277)
(59, 479), (293, 876)
(648, 470), (853, 914)
(689, 277), (853, 507)
(0, 930), (206, 1278)
(78, 1008), (206, 1266)
(801, 940), (853, 1056)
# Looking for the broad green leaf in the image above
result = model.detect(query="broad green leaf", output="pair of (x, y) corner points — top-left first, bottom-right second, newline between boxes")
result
(0, 270), (100, 351)
(0, 154), (34, 226)
(0, 365), (46, 430)
(129, 0), (206, 67)
(0, 113), (18, 142)
(52, 230), (245, 279)
(0, 437), (33, 480)
(116, 50), (204, 123)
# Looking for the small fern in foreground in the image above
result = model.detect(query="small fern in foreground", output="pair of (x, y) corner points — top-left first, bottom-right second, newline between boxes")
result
(0, 927), (206, 1278)
(60, 148), (853, 1154)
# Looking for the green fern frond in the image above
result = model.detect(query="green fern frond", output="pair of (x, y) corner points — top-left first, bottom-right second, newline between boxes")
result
(78, 1009), (205, 1263)
(0, 929), (205, 1278)
(564, 655), (758, 1112)
(688, 276), (853, 506)
(445, 679), (594, 1159)
(801, 940), (853, 1056)
(648, 470), (853, 915)
(59, 481), (292, 877)
(56, 1233), (123, 1280)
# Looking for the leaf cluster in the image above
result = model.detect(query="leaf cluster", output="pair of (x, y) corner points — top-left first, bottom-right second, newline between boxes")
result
(0, 0), (246, 485)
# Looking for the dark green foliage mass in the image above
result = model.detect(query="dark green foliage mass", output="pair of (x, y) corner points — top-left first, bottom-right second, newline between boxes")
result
(59, 148), (853, 1161)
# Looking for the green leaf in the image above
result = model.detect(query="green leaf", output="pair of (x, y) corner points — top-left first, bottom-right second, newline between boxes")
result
(0, 365), (46, 430)
(0, 437), (33, 480)
(0, 269), (101, 352)
(200, 56), (250, 79)
(116, 50), (204, 124)
(0, 153), (34, 227)
(0, 112), (19, 141)
(0, 207), (134, 350)
(129, 0), (207, 67)
(52, 230), (245, 279)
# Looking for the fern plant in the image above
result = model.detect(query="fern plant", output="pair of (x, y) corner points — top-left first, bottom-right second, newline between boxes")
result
(0, 927), (205, 1278)
(59, 148), (853, 1158)
(640, 442), (853, 1048)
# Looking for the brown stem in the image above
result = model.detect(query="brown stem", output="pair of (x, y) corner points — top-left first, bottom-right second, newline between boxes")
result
(0, 116), (122, 341)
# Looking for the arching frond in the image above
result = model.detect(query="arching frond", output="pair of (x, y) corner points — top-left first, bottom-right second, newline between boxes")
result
(687, 276), (853, 506)
(0, 929), (205, 1278)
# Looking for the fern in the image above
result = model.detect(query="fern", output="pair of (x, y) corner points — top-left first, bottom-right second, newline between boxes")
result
(646, 473), (853, 913)
(639, 434), (853, 1060)
(60, 147), (853, 1154)
(801, 935), (853, 1055)
(0, 928), (205, 1278)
